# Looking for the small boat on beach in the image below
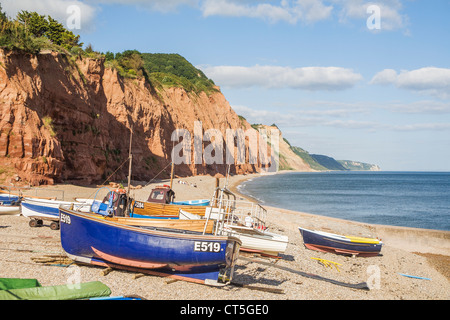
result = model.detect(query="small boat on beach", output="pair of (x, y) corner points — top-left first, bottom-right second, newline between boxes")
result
(0, 194), (20, 206)
(59, 205), (241, 285)
(129, 185), (209, 217)
(76, 189), (215, 234)
(130, 199), (208, 217)
(21, 198), (91, 229)
(0, 205), (21, 215)
(124, 185), (289, 256)
(205, 187), (289, 256)
(0, 193), (22, 215)
(77, 185), (210, 218)
(298, 227), (383, 257)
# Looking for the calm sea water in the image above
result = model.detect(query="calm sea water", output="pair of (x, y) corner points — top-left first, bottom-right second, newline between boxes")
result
(238, 172), (450, 231)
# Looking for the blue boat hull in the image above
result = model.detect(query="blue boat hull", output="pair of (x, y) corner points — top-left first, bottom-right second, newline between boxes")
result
(21, 202), (59, 219)
(298, 227), (382, 257)
(59, 207), (241, 284)
(0, 195), (20, 206)
(171, 199), (210, 206)
(128, 212), (179, 219)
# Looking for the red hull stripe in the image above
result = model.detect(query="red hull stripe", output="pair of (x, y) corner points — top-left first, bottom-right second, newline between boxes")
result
(91, 247), (167, 269)
(304, 243), (380, 257)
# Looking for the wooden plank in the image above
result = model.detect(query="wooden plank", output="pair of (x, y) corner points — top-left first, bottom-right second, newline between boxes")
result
(107, 217), (215, 234)
(132, 200), (208, 217)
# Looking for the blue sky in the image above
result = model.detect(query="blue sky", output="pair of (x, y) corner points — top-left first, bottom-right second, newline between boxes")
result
(2, 0), (450, 171)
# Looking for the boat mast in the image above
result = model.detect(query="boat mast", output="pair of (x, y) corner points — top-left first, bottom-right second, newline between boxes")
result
(224, 164), (231, 188)
(126, 126), (133, 199)
(169, 161), (174, 189)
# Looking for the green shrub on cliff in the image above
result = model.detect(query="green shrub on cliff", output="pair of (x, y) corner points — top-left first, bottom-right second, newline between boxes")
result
(105, 51), (218, 95)
(141, 53), (217, 94)
(1, 6), (217, 96)
(0, 7), (83, 53)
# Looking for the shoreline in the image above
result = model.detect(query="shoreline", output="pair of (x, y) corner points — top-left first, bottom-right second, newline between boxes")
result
(228, 172), (450, 282)
(228, 172), (450, 254)
(1, 173), (449, 299)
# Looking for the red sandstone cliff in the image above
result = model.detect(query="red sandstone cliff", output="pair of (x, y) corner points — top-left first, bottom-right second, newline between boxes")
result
(0, 49), (278, 185)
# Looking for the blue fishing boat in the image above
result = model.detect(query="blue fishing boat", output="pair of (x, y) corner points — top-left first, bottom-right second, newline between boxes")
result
(298, 227), (383, 257)
(59, 206), (242, 285)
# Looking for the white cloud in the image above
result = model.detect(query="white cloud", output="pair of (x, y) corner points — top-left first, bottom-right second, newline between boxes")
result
(234, 103), (450, 133)
(370, 68), (398, 85)
(371, 67), (450, 99)
(387, 100), (450, 114)
(2, 0), (410, 32)
(391, 123), (450, 131)
(87, 0), (198, 13)
(233, 104), (379, 129)
(1, 0), (97, 31)
(335, 0), (408, 31)
(201, 0), (333, 24)
(201, 65), (363, 90)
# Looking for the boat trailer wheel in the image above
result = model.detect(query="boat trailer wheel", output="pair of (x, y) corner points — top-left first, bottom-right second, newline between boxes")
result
(29, 219), (43, 228)
(50, 221), (60, 230)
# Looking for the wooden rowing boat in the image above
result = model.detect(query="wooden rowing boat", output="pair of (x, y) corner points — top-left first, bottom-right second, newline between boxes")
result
(130, 199), (208, 217)
(298, 227), (383, 257)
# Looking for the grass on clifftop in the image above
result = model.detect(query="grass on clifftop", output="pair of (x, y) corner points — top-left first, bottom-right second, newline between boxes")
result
(0, 7), (217, 96)
(104, 51), (218, 95)
(143, 53), (218, 95)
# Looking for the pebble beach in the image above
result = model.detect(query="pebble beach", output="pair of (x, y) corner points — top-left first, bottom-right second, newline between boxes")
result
(1, 173), (449, 301)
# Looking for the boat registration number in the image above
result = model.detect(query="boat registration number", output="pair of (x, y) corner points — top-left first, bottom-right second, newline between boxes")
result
(134, 201), (144, 209)
(60, 213), (71, 225)
(194, 241), (221, 253)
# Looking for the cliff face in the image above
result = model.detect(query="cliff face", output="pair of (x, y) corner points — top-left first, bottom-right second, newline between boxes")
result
(0, 50), (263, 185)
(253, 124), (314, 172)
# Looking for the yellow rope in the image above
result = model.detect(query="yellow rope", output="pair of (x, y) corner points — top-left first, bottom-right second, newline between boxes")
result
(311, 257), (342, 272)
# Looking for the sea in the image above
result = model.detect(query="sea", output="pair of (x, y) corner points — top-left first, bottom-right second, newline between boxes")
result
(237, 171), (450, 231)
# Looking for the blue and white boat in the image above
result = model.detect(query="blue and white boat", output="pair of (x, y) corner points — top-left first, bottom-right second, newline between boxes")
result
(58, 205), (242, 285)
(0, 194), (21, 215)
(21, 198), (91, 229)
(298, 227), (383, 257)
(0, 194), (20, 206)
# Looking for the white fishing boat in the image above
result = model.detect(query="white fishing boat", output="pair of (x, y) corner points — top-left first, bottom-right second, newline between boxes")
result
(0, 205), (21, 215)
(0, 193), (21, 215)
(222, 224), (288, 256)
(21, 198), (91, 229)
(200, 187), (289, 256)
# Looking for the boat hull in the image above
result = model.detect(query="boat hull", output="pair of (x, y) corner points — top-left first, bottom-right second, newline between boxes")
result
(131, 200), (207, 217)
(21, 199), (91, 220)
(59, 207), (241, 284)
(171, 199), (210, 206)
(225, 226), (288, 256)
(298, 227), (382, 257)
(0, 195), (20, 206)
(0, 205), (21, 215)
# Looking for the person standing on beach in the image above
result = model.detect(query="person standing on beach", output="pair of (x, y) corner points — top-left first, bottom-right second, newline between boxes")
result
(244, 212), (254, 227)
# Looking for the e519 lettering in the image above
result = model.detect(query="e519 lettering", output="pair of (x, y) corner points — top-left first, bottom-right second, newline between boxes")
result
(60, 213), (71, 225)
(194, 241), (221, 252)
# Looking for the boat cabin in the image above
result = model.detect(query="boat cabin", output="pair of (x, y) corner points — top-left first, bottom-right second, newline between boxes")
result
(147, 185), (175, 204)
